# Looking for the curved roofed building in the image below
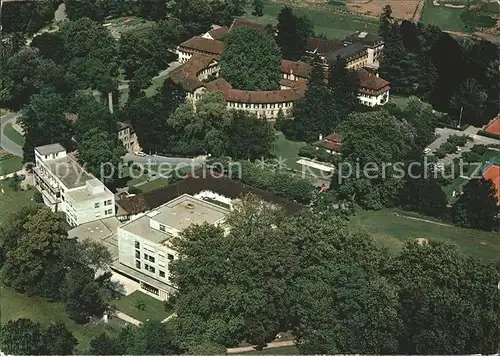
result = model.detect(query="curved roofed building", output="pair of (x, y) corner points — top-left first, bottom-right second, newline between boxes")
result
(174, 22), (391, 119)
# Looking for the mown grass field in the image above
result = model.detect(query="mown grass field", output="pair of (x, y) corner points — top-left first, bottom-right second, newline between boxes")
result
(239, 1), (378, 39)
(350, 208), (500, 261)
(0, 154), (23, 176)
(1, 283), (126, 354)
(110, 290), (171, 322)
(420, 0), (468, 32)
(4, 123), (25, 146)
(0, 179), (36, 226)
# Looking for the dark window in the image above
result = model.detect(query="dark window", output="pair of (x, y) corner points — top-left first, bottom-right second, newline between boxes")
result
(135, 241), (140, 249)
(149, 256), (155, 263)
(150, 266), (155, 273)
(135, 250), (140, 258)
(144, 253), (148, 259)
(167, 254), (174, 261)
(159, 270), (165, 278)
(159, 224), (166, 232)
(135, 260), (141, 269)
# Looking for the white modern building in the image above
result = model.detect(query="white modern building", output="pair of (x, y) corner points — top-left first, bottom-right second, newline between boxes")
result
(33, 143), (116, 226)
(115, 194), (230, 300)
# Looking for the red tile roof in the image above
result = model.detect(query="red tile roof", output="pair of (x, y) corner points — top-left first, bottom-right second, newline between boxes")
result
(179, 36), (223, 55)
(208, 26), (229, 40)
(313, 133), (342, 152)
(170, 53), (218, 91)
(357, 69), (390, 95)
(483, 164), (500, 203)
(281, 59), (311, 78)
(484, 118), (500, 136)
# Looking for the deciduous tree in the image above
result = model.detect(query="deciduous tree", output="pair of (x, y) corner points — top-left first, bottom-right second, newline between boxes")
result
(77, 128), (126, 184)
(451, 178), (498, 231)
(220, 27), (281, 91)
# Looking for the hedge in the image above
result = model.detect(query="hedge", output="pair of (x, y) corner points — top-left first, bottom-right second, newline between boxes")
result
(477, 130), (500, 140)
(436, 122), (469, 131)
(220, 160), (315, 204)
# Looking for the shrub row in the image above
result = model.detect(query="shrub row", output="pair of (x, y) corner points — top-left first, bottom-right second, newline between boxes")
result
(221, 160), (315, 204)
(477, 130), (500, 140)
(298, 145), (337, 164)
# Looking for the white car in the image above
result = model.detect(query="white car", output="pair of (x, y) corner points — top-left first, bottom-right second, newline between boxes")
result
(424, 147), (432, 154)
(134, 151), (147, 157)
(456, 146), (462, 152)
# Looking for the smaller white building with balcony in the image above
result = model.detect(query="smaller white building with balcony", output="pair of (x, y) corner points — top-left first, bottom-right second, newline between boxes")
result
(33, 143), (116, 226)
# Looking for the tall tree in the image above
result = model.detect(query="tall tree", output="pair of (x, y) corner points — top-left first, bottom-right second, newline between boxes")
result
(379, 5), (393, 40)
(334, 110), (414, 209)
(77, 128), (126, 184)
(225, 110), (275, 160)
(1, 207), (68, 297)
(388, 241), (500, 354)
(328, 55), (359, 117)
(449, 78), (488, 127)
(1, 0), (58, 35)
(125, 78), (186, 154)
(220, 27), (281, 91)
(62, 265), (107, 324)
(73, 96), (117, 143)
(20, 88), (73, 163)
(0, 319), (46, 355)
(44, 323), (79, 355)
(276, 7), (313, 60)
(252, 0), (264, 17)
(30, 32), (65, 64)
(451, 178), (498, 231)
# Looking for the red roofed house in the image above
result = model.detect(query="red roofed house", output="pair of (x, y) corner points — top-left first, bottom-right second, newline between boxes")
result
(313, 133), (342, 154)
(357, 68), (390, 106)
(483, 117), (500, 136)
(483, 164), (500, 204)
(202, 25), (229, 40)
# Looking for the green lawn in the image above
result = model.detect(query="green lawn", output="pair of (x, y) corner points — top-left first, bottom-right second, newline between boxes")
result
(389, 95), (411, 109)
(107, 16), (155, 39)
(420, 0), (468, 32)
(110, 290), (171, 322)
(135, 177), (170, 193)
(1, 284), (126, 354)
(239, 1), (378, 39)
(0, 179), (36, 226)
(273, 132), (307, 171)
(242, 345), (299, 354)
(350, 208), (500, 261)
(0, 154), (23, 176)
(4, 123), (25, 145)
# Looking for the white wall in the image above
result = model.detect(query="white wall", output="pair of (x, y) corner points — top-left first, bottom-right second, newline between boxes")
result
(358, 90), (389, 107)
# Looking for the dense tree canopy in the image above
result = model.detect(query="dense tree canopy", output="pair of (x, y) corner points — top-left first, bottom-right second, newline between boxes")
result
(77, 128), (126, 184)
(0, 319), (77, 355)
(451, 178), (499, 231)
(276, 7), (313, 60)
(220, 27), (281, 91)
(20, 88), (74, 163)
(1, 0), (58, 35)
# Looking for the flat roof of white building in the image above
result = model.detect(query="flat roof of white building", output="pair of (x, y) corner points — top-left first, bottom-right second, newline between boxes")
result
(119, 194), (229, 246)
(35, 143), (66, 156)
(45, 155), (93, 189)
(65, 179), (112, 203)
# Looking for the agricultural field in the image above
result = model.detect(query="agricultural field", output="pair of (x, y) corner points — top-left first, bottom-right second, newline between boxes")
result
(240, 1), (378, 39)
(347, 0), (424, 20)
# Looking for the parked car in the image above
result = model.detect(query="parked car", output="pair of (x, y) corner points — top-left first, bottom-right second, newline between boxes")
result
(134, 151), (147, 157)
(456, 146), (462, 152)
(424, 147), (432, 154)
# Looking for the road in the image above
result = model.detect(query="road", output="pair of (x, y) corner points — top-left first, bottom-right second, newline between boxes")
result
(0, 112), (23, 157)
